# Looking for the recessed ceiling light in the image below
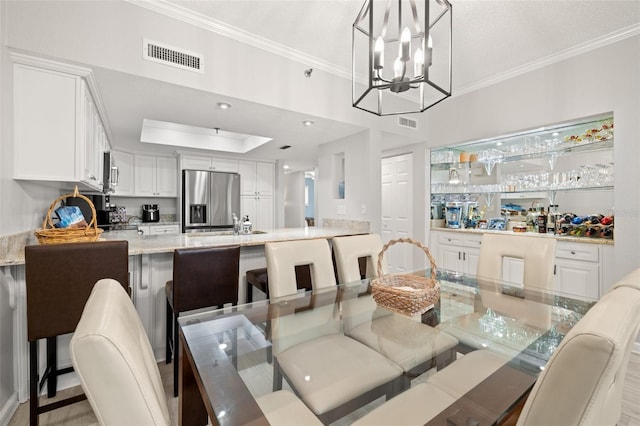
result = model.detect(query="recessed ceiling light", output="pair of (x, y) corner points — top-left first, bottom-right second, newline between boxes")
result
(283, 164), (290, 170)
(552, 132), (559, 136)
(217, 102), (232, 110)
(302, 120), (314, 126)
(496, 141), (502, 146)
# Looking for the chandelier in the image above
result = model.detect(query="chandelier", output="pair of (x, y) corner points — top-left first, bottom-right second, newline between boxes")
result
(352, 0), (452, 116)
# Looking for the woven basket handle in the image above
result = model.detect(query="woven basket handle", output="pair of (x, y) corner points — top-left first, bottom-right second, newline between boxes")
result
(376, 237), (437, 282)
(42, 185), (99, 232)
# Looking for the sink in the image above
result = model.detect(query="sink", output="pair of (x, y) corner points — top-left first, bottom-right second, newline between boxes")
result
(251, 230), (267, 234)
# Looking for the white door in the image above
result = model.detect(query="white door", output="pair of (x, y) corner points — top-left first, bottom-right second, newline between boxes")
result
(381, 153), (413, 274)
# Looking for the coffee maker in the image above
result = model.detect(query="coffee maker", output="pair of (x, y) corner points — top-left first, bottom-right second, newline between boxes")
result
(142, 204), (160, 222)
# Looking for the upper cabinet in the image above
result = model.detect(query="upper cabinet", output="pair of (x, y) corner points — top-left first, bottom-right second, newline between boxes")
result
(12, 55), (111, 192)
(110, 151), (135, 196)
(181, 155), (238, 173)
(134, 155), (178, 197)
(239, 160), (274, 197)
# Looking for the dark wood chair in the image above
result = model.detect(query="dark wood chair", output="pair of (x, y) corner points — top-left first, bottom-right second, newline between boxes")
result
(25, 240), (129, 426)
(165, 245), (240, 397)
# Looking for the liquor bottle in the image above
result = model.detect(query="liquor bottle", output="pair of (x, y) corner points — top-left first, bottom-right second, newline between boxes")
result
(537, 208), (547, 234)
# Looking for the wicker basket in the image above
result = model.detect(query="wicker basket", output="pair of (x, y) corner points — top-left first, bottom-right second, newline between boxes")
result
(34, 186), (103, 245)
(371, 238), (439, 316)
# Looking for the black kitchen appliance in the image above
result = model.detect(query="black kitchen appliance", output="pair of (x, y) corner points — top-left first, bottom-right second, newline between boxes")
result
(142, 204), (160, 222)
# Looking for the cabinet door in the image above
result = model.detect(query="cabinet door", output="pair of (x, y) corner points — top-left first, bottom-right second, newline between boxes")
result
(256, 161), (274, 196)
(14, 64), (80, 181)
(440, 245), (462, 274)
(111, 151), (134, 196)
(156, 157), (178, 197)
(241, 195), (258, 225)
(239, 160), (257, 195)
(213, 157), (239, 173)
(554, 259), (599, 300)
(82, 89), (96, 184)
(182, 155), (212, 171)
(464, 248), (480, 276)
(255, 197), (274, 230)
(134, 155), (156, 196)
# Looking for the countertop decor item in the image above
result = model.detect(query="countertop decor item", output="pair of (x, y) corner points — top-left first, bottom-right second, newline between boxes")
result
(352, 0), (452, 116)
(371, 237), (439, 316)
(34, 186), (103, 244)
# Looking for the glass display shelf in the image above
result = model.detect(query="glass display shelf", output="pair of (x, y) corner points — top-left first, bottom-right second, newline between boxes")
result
(431, 138), (613, 171)
(431, 185), (614, 196)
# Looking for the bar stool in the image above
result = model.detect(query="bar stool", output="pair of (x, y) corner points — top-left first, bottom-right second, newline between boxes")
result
(165, 245), (240, 397)
(246, 265), (313, 303)
(25, 241), (129, 426)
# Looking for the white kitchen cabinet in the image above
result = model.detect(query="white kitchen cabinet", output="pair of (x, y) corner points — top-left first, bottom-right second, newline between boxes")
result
(437, 232), (481, 275)
(13, 63), (109, 192)
(239, 160), (274, 196)
(138, 224), (180, 236)
(135, 155), (178, 197)
(181, 155), (239, 173)
(111, 151), (135, 196)
(241, 195), (274, 231)
(554, 241), (600, 300)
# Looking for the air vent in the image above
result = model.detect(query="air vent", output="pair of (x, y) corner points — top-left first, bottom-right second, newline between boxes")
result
(398, 116), (418, 129)
(143, 39), (203, 73)
(280, 145), (292, 150)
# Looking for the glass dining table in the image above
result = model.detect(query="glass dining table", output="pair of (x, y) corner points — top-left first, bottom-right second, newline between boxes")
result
(177, 270), (594, 425)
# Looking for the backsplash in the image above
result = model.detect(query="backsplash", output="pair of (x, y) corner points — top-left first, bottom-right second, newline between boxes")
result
(322, 218), (370, 233)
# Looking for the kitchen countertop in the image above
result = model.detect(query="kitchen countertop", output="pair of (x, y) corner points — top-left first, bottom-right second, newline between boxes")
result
(430, 227), (615, 245)
(0, 227), (365, 266)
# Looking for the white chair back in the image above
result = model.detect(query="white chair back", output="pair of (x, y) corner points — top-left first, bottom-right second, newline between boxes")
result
(517, 268), (640, 426)
(477, 233), (556, 290)
(333, 234), (385, 283)
(70, 279), (171, 426)
(265, 239), (336, 298)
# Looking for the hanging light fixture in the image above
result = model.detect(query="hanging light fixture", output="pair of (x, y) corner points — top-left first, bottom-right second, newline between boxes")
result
(352, 0), (452, 116)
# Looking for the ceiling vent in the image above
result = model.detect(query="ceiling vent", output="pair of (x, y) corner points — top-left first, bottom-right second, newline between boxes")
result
(280, 145), (292, 150)
(143, 39), (203, 73)
(398, 116), (418, 130)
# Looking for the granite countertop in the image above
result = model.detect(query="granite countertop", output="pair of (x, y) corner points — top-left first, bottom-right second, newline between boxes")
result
(0, 227), (365, 266)
(430, 227), (615, 245)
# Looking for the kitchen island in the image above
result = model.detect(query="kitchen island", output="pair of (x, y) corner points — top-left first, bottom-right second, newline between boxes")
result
(0, 226), (366, 387)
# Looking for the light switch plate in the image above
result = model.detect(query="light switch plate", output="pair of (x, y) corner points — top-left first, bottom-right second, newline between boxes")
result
(337, 205), (346, 215)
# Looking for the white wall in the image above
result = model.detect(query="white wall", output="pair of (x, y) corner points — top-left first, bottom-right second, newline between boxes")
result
(317, 130), (382, 232)
(425, 35), (640, 283)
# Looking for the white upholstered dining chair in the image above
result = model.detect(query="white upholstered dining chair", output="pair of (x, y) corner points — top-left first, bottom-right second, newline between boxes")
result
(265, 238), (336, 298)
(70, 278), (322, 426)
(334, 234), (458, 386)
(353, 268), (640, 426)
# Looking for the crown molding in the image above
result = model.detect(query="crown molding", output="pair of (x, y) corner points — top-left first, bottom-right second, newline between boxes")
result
(127, 1), (639, 99)
(126, 0), (352, 80)
(454, 23), (640, 98)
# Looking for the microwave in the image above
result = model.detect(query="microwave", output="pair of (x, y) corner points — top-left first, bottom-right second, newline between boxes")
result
(102, 152), (119, 193)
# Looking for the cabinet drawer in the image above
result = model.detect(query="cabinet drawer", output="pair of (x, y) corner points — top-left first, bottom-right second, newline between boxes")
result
(148, 225), (180, 236)
(555, 242), (598, 262)
(438, 233), (464, 246)
(463, 234), (483, 248)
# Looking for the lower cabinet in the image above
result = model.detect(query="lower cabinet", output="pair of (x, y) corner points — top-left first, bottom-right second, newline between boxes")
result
(432, 230), (609, 301)
(554, 241), (600, 300)
(437, 232), (481, 276)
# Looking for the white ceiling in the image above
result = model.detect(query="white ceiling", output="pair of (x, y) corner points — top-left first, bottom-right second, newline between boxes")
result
(96, 0), (640, 169)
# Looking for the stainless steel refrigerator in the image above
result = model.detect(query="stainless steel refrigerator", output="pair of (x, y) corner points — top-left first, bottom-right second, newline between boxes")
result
(182, 170), (240, 233)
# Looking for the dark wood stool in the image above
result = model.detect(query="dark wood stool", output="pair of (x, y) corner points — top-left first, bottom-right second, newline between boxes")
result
(25, 241), (129, 426)
(166, 245), (240, 397)
(246, 265), (313, 303)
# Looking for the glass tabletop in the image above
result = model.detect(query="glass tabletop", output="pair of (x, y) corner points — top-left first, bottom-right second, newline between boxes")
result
(178, 270), (594, 426)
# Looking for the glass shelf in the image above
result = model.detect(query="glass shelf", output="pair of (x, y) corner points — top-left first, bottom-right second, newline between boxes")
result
(431, 138), (613, 170)
(431, 185), (614, 196)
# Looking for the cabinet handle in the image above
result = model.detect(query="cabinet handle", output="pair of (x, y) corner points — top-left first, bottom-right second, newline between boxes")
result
(458, 252), (461, 260)
(554, 264), (557, 275)
(463, 252), (466, 261)
(570, 250), (576, 255)
(448, 238), (451, 242)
